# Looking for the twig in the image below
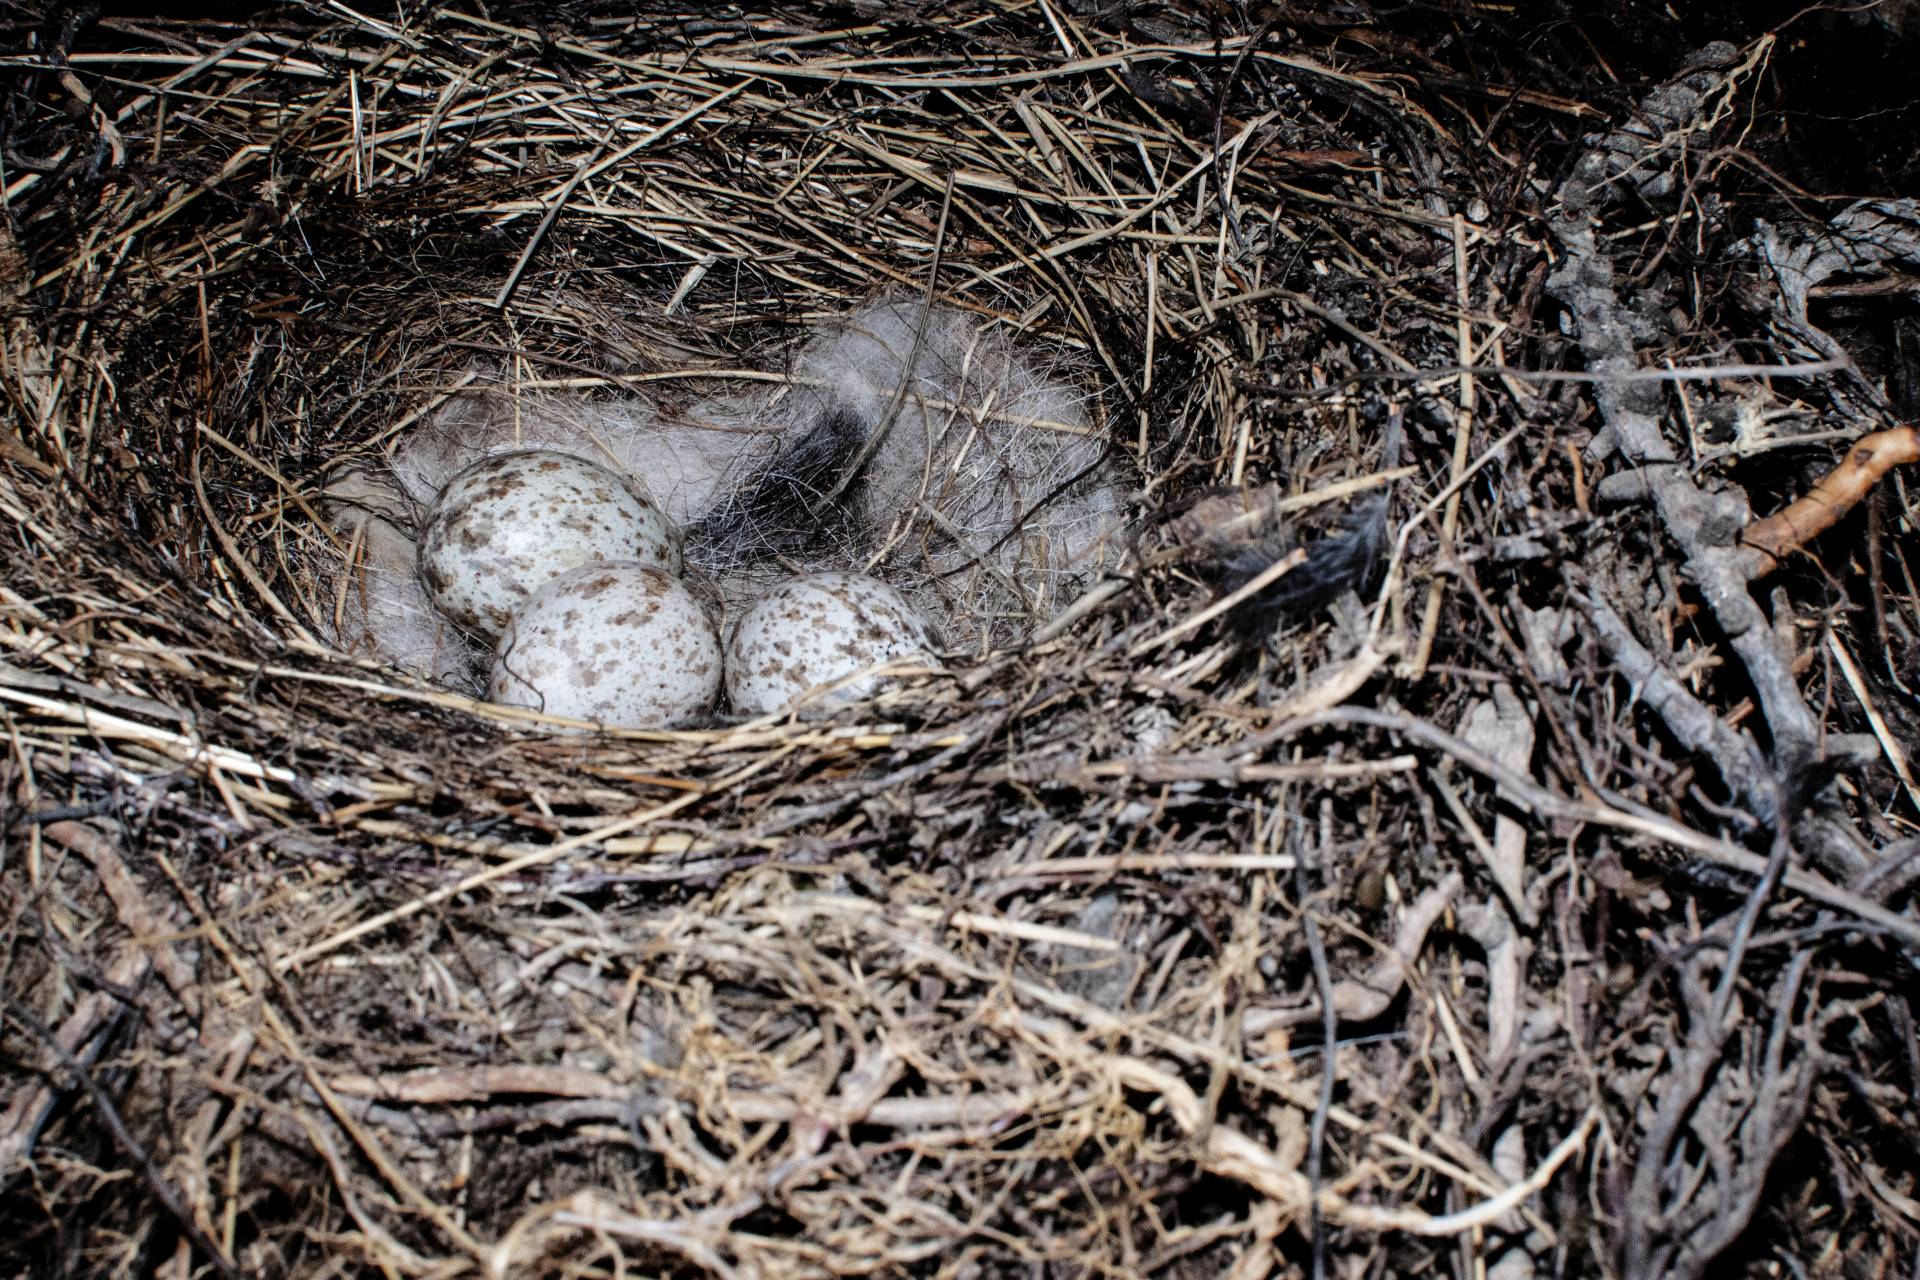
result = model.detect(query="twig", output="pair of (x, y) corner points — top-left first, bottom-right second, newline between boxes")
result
(2, 997), (241, 1280)
(1740, 424), (1920, 576)
(1267, 707), (1920, 950)
(1546, 51), (1818, 760)
(1409, 212), (1478, 679)
(1298, 799), (1339, 1280)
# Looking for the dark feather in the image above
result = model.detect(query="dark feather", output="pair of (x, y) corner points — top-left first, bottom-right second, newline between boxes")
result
(683, 407), (867, 567)
(1222, 495), (1389, 638)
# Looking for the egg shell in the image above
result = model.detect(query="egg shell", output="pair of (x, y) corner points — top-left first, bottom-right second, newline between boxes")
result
(726, 572), (937, 716)
(489, 562), (720, 728)
(419, 449), (679, 638)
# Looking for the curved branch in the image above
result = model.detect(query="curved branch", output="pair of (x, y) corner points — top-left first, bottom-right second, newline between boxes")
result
(1741, 425), (1920, 576)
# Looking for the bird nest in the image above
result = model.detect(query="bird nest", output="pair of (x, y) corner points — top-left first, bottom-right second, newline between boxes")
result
(4, 5), (1919, 1279)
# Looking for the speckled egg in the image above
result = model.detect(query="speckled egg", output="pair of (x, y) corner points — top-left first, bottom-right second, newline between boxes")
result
(419, 450), (679, 638)
(726, 572), (938, 716)
(488, 562), (720, 728)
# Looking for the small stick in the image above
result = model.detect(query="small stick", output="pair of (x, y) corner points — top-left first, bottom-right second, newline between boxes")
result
(492, 130), (613, 311)
(1741, 425), (1920, 576)
(1127, 547), (1306, 658)
(1825, 631), (1920, 813)
(1409, 212), (1476, 679)
(190, 448), (318, 644)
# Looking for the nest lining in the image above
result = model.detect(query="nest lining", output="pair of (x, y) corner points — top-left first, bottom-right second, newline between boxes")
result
(324, 295), (1128, 704)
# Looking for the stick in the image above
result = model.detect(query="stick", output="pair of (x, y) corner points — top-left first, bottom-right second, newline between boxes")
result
(1741, 425), (1920, 576)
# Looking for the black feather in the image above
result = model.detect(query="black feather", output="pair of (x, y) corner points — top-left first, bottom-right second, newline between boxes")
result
(684, 407), (868, 567)
(1222, 495), (1389, 638)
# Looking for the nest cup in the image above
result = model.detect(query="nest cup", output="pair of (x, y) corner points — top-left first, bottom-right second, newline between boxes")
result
(318, 295), (1129, 715)
(0, 12), (1464, 1273)
(0, 13), (1435, 1270)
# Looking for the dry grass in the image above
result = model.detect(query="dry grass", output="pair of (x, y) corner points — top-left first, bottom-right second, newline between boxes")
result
(3, 5), (1918, 1278)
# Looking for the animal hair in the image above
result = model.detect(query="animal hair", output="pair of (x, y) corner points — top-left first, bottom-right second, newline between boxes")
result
(701, 299), (1125, 642)
(389, 389), (779, 528)
(684, 408), (868, 567)
(318, 469), (481, 689)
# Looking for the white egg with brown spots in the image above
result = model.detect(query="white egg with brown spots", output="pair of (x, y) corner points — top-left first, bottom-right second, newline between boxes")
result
(489, 562), (719, 727)
(726, 573), (938, 716)
(419, 449), (679, 639)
